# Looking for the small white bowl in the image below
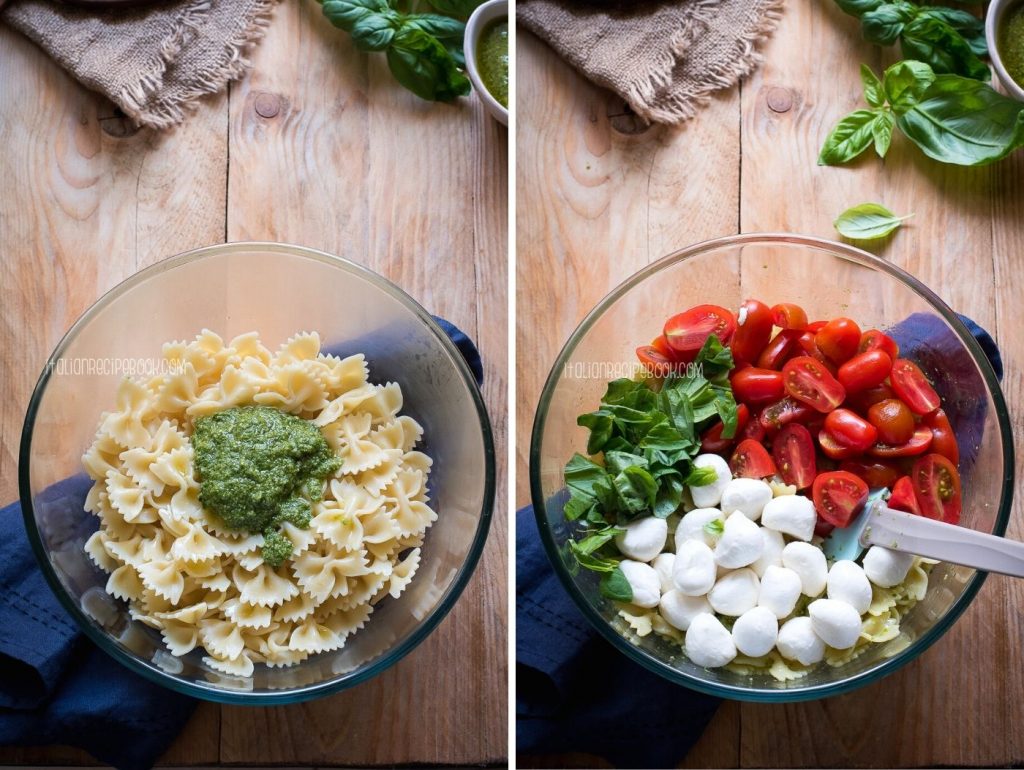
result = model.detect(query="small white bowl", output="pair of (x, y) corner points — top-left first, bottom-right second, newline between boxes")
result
(464, 0), (509, 125)
(986, 0), (1024, 102)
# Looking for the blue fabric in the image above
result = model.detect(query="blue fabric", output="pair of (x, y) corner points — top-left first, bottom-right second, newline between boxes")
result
(0, 318), (482, 770)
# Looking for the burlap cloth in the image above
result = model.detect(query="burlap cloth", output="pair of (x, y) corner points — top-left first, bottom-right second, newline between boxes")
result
(1, 0), (279, 129)
(519, 0), (784, 124)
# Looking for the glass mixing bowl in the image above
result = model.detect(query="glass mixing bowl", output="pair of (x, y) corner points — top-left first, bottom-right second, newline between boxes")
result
(20, 242), (495, 704)
(530, 233), (1013, 702)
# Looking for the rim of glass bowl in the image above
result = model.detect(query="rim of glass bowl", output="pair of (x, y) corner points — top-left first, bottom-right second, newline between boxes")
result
(530, 232), (1014, 703)
(19, 241), (496, 705)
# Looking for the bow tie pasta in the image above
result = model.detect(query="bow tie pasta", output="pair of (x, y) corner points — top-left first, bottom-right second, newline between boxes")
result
(81, 330), (436, 676)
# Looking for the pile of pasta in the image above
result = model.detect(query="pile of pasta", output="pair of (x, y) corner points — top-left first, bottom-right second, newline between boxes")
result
(82, 330), (436, 677)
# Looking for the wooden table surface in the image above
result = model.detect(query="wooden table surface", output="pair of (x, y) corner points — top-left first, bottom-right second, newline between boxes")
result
(517, 3), (1023, 768)
(0, 1), (507, 766)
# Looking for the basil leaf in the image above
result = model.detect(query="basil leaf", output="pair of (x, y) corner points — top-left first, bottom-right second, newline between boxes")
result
(653, 476), (684, 518)
(404, 13), (465, 42)
(685, 465), (719, 487)
(896, 75), (1024, 166)
(883, 60), (935, 114)
(564, 453), (610, 521)
(320, 0), (389, 31)
(861, 64), (885, 108)
(577, 410), (614, 454)
(599, 566), (633, 602)
(386, 27), (470, 102)
(861, 2), (917, 46)
(613, 466), (658, 514)
(918, 7), (986, 57)
(873, 109), (895, 156)
(693, 334), (735, 378)
(703, 518), (725, 536)
(900, 16), (990, 81)
(569, 543), (618, 573)
(818, 109), (883, 165)
(350, 12), (400, 51)
(573, 526), (624, 556)
(834, 203), (913, 240)
(427, 0), (483, 17)
(605, 450), (649, 476)
(834, 0), (884, 16)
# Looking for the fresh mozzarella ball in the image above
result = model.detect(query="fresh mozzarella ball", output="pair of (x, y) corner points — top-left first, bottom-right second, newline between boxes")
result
(809, 599), (863, 650)
(714, 511), (764, 569)
(673, 540), (717, 596)
(862, 546), (916, 588)
(757, 565), (803, 619)
(720, 478), (774, 521)
(751, 527), (786, 577)
(782, 541), (828, 597)
(732, 606), (779, 658)
(652, 553), (676, 594)
(685, 613), (737, 668)
(761, 494), (817, 541)
(659, 590), (711, 631)
(689, 454), (732, 508)
(708, 568), (760, 616)
(675, 508), (725, 549)
(615, 516), (669, 562)
(619, 560), (661, 608)
(776, 616), (826, 666)
(827, 560), (873, 614)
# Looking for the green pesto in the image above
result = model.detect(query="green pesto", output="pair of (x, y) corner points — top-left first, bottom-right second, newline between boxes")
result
(192, 405), (340, 567)
(477, 19), (508, 108)
(999, 4), (1024, 88)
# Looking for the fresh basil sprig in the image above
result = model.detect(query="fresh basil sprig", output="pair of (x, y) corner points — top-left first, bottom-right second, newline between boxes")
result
(834, 203), (913, 240)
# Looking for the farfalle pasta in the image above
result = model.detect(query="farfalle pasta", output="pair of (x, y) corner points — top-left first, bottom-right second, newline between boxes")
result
(82, 330), (436, 676)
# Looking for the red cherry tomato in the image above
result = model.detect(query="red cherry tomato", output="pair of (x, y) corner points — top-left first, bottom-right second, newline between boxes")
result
(847, 383), (896, 413)
(664, 305), (737, 360)
(756, 329), (802, 370)
(805, 320), (828, 333)
(730, 300), (774, 364)
(636, 345), (675, 374)
(839, 459), (901, 489)
(797, 331), (839, 374)
(823, 408), (879, 452)
(731, 367), (785, 405)
(911, 453), (962, 524)
(859, 329), (900, 359)
(812, 471), (869, 528)
(741, 416), (768, 443)
(758, 396), (817, 433)
(651, 335), (677, 360)
(771, 303), (809, 329)
(890, 359), (941, 415)
(700, 404), (751, 454)
(868, 425), (933, 458)
(815, 317), (862, 364)
(888, 475), (921, 516)
(814, 517), (836, 538)
(837, 350), (892, 393)
(926, 408), (960, 465)
(867, 398), (915, 445)
(772, 423), (817, 489)
(730, 439), (777, 479)
(782, 356), (846, 413)
(817, 429), (860, 460)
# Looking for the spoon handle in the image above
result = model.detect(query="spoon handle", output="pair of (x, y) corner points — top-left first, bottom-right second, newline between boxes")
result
(862, 505), (1024, 578)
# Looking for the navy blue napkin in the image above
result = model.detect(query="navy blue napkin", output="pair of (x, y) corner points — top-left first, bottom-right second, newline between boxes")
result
(517, 313), (1002, 768)
(1, 317), (483, 770)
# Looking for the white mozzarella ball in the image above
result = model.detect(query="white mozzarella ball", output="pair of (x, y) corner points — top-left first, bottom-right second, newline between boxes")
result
(614, 516), (669, 562)
(751, 527), (786, 577)
(714, 511), (764, 569)
(809, 598), (863, 650)
(757, 565), (803, 619)
(720, 478), (774, 521)
(684, 613), (737, 668)
(776, 616), (826, 666)
(673, 540), (717, 596)
(675, 508), (724, 549)
(782, 541), (828, 597)
(732, 606), (779, 658)
(761, 494), (817, 541)
(659, 590), (711, 631)
(652, 553), (676, 594)
(827, 560), (873, 614)
(689, 454), (732, 508)
(619, 560), (661, 608)
(862, 546), (916, 588)
(708, 568), (760, 616)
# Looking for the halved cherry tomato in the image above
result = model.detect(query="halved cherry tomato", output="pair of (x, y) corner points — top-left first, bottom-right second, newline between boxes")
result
(700, 404), (751, 454)
(636, 345), (675, 373)
(867, 398), (915, 445)
(772, 423), (817, 489)
(859, 329), (899, 359)
(731, 367), (785, 405)
(814, 517), (836, 538)
(730, 300), (774, 364)
(782, 356), (846, 413)
(759, 396), (816, 432)
(812, 471), (869, 528)
(926, 408), (960, 465)
(664, 305), (737, 359)
(741, 416), (768, 443)
(846, 383), (896, 413)
(817, 429), (860, 460)
(815, 317), (862, 364)
(890, 359), (941, 415)
(756, 329), (802, 370)
(888, 475), (921, 515)
(730, 439), (777, 478)
(837, 350), (892, 393)
(805, 320), (828, 333)
(911, 453), (962, 524)
(823, 408), (878, 452)
(869, 425), (933, 458)
(771, 303), (809, 329)
(839, 459), (901, 489)
(797, 331), (839, 374)
(650, 335), (677, 360)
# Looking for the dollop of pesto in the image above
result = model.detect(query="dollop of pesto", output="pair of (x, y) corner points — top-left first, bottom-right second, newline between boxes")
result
(477, 19), (508, 108)
(192, 406), (340, 567)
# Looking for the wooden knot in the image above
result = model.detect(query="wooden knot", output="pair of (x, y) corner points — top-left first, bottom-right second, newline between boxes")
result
(254, 92), (282, 119)
(766, 87), (794, 114)
(607, 99), (650, 135)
